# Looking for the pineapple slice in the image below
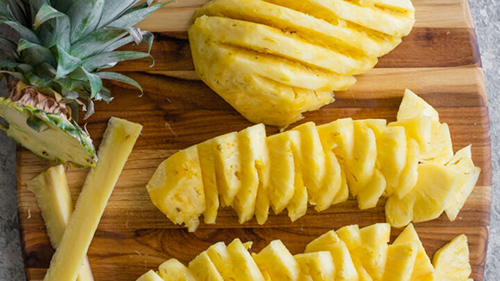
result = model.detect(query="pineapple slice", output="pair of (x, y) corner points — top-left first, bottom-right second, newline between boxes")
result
(295, 252), (336, 281)
(389, 116), (433, 157)
(255, 182), (271, 225)
(188, 251), (224, 281)
(377, 126), (407, 193)
(147, 145), (206, 232)
(324, 149), (349, 206)
(386, 163), (460, 227)
(195, 15), (376, 75)
(27, 165), (94, 281)
(193, 0), (401, 58)
(212, 132), (241, 207)
(347, 121), (377, 197)
(393, 138), (420, 199)
(267, 131), (301, 214)
(158, 259), (197, 281)
(393, 224), (435, 281)
(358, 223), (391, 280)
(205, 242), (232, 278)
(356, 169), (386, 210)
(305, 230), (358, 281)
(382, 242), (418, 281)
(136, 270), (163, 281)
(317, 118), (354, 165)
(234, 124), (270, 223)
(397, 89), (440, 122)
(336, 225), (373, 281)
(444, 146), (481, 221)
(43, 118), (142, 281)
(197, 138), (219, 224)
(253, 240), (300, 280)
(292, 122), (326, 209)
(432, 235), (471, 281)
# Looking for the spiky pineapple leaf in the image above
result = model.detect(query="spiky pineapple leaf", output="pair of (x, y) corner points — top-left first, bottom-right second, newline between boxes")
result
(0, 69), (27, 82)
(103, 30), (155, 54)
(29, 0), (50, 23)
(49, 0), (71, 13)
(108, 3), (167, 29)
(96, 71), (142, 92)
(66, 0), (104, 43)
(0, 37), (18, 58)
(5, 0), (28, 25)
(96, 0), (141, 29)
(81, 50), (152, 72)
(70, 27), (128, 59)
(80, 67), (102, 99)
(55, 45), (81, 78)
(17, 39), (56, 67)
(0, 19), (40, 43)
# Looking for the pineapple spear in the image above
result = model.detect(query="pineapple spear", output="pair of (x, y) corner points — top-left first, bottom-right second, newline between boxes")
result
(0, 0), (168, 167)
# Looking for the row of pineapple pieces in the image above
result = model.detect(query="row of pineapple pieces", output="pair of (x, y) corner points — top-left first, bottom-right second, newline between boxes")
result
(136, 223), (472, 281)
(189, 0), (416, 127)
(146, 90), (480, 232)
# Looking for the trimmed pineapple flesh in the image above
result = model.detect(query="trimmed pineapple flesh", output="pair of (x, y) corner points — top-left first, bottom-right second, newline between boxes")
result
(433, 234), (472, 281)
(27, 165), (94, 281)
(190, 0), (415, 127)
(147, 90), (479, 231)
(0, 98), (96, 167)
(136, 270), (163, 281)
(138, 224), (471, 281)
(43, 117), (142, 281)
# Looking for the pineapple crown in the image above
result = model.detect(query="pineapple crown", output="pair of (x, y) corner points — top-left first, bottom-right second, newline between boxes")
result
(0, 0), (168, 121)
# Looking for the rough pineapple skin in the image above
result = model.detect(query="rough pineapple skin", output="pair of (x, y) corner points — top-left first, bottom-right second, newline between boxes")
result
(189, 0), (415, 127)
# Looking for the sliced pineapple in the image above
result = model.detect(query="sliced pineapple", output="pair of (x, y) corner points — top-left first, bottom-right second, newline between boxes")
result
(136, 270), (163, 281)
(397, 89), (440, 122)
(393, 138), (420, 199)
(294, 252), (336, 281)
(212, 132), (241, 207)
(147, 145), (205, 232)
(382, 242), (418, 281)
(317, 118), (354, 165)
(305, 230), (358, 281)
(158, 259), (197, 281)
(393, 224), (435, 281)
(188, 251), (224, 281)
(444, 146), (481, 221)
(386, 163), (460, 227)
(357, 169), (386, 210)
(197, 138), (219, 224)
(377, 126), (407, 194)
(358, 223), (391, 280)
(227, 239), (266, 281)
(432, 235), (471, 281)
(234, 124), (270, 223)
(347, 121), (377, 197)
(389, 116), (433, 157)
(267, 131), (300, 214)
(253, 240), (300, 280)
(323, 149), (349, 207)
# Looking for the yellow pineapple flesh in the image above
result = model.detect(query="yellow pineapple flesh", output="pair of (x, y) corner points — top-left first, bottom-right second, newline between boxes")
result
(432, 235), (471, 281)
(382, 242), (418, 281)
(253, 240), (300, 280)
(295, 252), (336, 281)
(188, 251), (224, 281)
(136, 270), (163, 281)
(197, 139), (220, 224)
(158, 259), (197, 281)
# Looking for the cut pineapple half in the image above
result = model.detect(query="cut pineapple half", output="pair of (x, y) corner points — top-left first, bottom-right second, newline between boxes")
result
(147, 145), (206, 232)
(432, 235), (472, 281)
(253, 240), (300, 280)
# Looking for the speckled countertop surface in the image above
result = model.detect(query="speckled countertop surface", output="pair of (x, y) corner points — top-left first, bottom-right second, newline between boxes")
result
(1, 1), (499, 280)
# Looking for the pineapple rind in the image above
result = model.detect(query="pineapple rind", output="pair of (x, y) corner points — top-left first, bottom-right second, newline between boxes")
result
(0, 97), (96, 167)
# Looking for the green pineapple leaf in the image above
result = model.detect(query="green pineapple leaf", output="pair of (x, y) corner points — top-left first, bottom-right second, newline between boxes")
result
(33, 3), (71, 51)
(17, 39), (56, 67)
(70, 27), (128, 59)
(66, 0), (105, 43)
(96, 71), (142, 92)
(108, 2), (168, 29)
(0, 20), (40, 43)
(80, 67), (102, 99)
(55, 45), (81, 78)
(81, 50), (152, 72)
(96, 0), (141, 28)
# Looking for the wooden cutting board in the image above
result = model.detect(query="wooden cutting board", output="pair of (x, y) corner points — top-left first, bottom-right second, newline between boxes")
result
(16, 0), (491, 280)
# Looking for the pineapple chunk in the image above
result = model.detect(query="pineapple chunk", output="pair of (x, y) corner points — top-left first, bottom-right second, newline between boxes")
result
(389, 116), (432, 157)
(188, 251), (224, 281)
(43, 118), (142, 281)
(267, 131), (300, 214)
(27, 165), (94, 281)
(295, 252), (335, 281)
(393, 224), (435, 281)
(393, 138), (419, 199)
(197, 139), (219, 224)
(432, 235), (471, 281)
(194, 0), (401, 58)
(158, 259), (197, 281)
(234, 124), (270, 223)
(444, 146), (481, 221)
(253, 240), (300, 280)
(386, 163), (460, 227)
(205, 242), (232, 278)
(358, 223), (391, 280)
(356, 169), (386, 210)
(377, 126), (407, 193)
(136, 270), (163, 281)
(397, 89), (439, 122)
(317, 118), (354, 165)
(382, 242), (418, 281)
(147, 145), (205, 232)
(195, 15), (376, 76)
(212, 132), (241, 207)
(255, 183), (271, 225)
(422, 122), (453, 165)
(292, 122), (326, 209)
(305, 230), (358, 281)
(336, 225), (373, 281)
(347, 121), (377, 197)
(323, 149), (348, 207)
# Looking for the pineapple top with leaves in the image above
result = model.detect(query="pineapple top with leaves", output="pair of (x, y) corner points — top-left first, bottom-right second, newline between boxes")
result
(0, 0), (167, 167)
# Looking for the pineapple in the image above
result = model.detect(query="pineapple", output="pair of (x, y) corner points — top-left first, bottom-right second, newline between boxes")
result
(158, 259), (197, 281)
(212, 132), (241, 207)
(226, 239), (266, 281)
(197, 138), (220, 225)
(147, 145), (206, 232)
(189, 0), (415, 127)
(188, 251), (224, 281)
(377, 126), (407, 195)
(393, 224), (435, 281)
(432, 235), (472, 281)
(136, 270), (163, 281)
(294, 252), (336, 281)
(253, 240), (300, 280)
(358, 223), (391, 281)
(0, 0), (166, 167)
(381, 242), (418, 281)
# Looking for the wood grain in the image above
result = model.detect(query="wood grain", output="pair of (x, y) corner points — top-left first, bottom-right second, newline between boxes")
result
(16, 0), (490, 280)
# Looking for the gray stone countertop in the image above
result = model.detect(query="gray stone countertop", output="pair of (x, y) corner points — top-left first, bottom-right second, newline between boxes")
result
(1, 1), (499, 280)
